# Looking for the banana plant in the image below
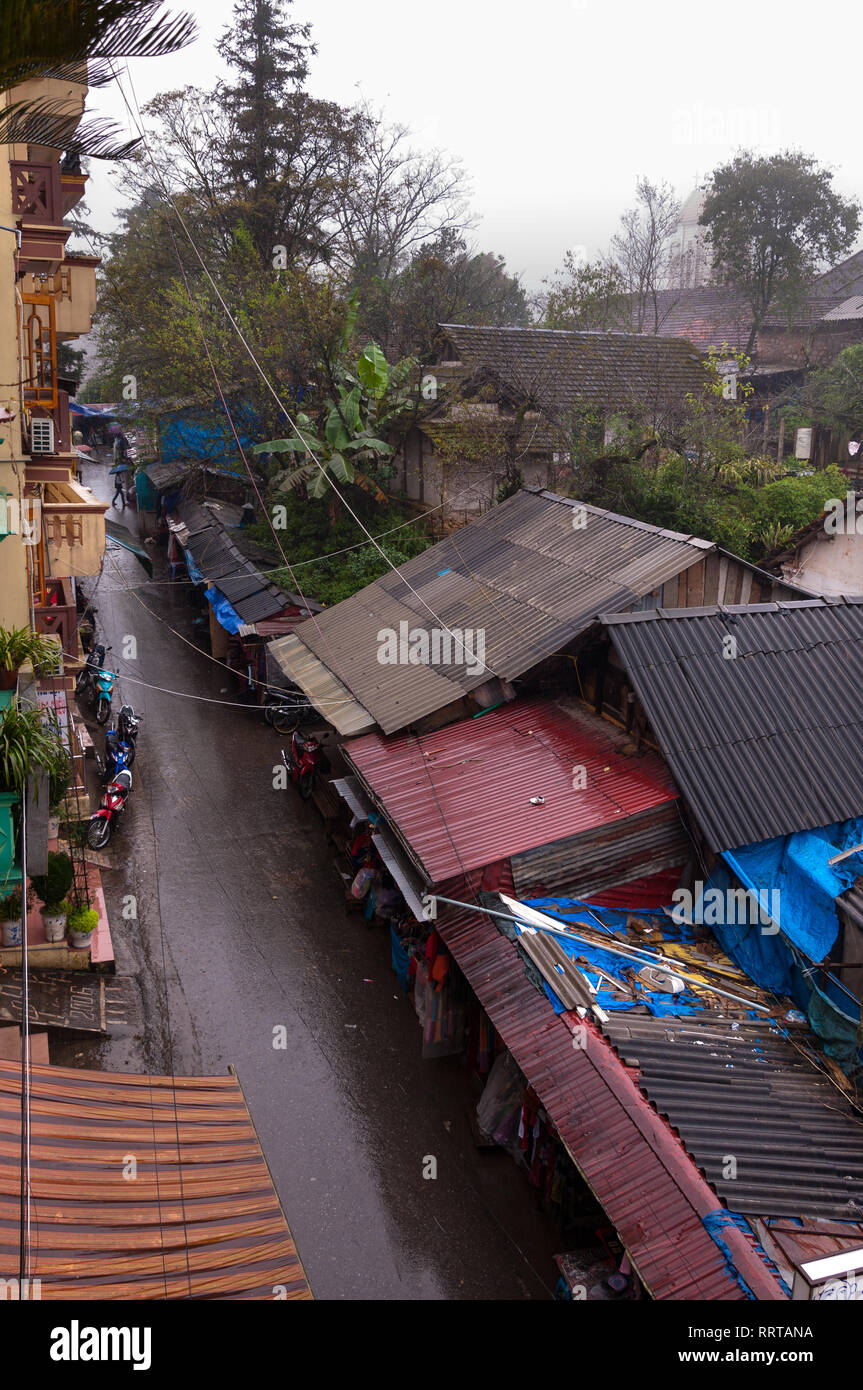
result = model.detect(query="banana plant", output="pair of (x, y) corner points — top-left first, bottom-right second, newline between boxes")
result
(252, 339), (413, 503)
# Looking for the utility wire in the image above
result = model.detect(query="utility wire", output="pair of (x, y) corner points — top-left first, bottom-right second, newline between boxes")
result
(112, 63), (501, 683)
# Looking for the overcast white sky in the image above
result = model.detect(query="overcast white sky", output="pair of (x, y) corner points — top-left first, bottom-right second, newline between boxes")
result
(85, 0), (863, 289)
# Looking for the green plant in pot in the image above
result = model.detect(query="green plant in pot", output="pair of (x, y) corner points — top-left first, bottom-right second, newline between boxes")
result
(31, 851), (74, 943)
(0, 884), (35, 948)
(0, 626), (62, 691)
(0, 703), (69, 880)
(67, 902), (99, 950)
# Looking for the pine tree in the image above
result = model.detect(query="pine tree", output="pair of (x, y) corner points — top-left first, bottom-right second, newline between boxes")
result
(216, 0), (319, 258)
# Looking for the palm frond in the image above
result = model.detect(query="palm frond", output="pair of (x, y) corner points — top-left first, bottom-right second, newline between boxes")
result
(0, 99), (139, 158)
(0, 3), (196, 92)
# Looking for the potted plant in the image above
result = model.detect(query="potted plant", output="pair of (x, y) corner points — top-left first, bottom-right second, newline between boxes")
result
(0, 626), (62, 690)
(0, 703), (69, 879)
(67, 902), (99, 950)
(31, 851), (74, 942)
(0, 884), (34, 947)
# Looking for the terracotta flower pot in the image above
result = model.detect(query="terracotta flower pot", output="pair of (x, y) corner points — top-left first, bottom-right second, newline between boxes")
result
(0, 667), (18, 691)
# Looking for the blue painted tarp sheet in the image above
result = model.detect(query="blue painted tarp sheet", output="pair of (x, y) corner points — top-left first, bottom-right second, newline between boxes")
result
(521, 898), (700, 1019)
(184, 549), (204, 585)
(204, 586), (242, 635)
(158, 400), (258, 467)
(724, 818), (863, 962)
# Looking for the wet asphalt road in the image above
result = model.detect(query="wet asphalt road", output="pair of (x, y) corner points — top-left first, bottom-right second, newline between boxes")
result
(64, 462), (561, 1300)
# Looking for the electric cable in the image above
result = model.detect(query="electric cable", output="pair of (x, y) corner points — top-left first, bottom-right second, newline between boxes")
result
(112, 63), (500, 683)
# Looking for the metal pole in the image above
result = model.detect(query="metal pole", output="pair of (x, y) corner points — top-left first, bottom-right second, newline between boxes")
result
(18, 778), (31, 1294)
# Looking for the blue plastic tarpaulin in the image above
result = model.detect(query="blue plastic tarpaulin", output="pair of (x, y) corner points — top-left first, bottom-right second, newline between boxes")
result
(184, 549), (204, 585)
(521, 898), (700, 1018)
(204, 585), (242, 634)
(724, 818), (863, 963)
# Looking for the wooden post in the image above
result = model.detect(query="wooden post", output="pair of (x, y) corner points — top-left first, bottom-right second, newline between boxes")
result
(777, 417), (785, 463)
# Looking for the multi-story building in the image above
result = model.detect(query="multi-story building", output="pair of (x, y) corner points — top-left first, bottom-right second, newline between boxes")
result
(0, 74), (106, 652)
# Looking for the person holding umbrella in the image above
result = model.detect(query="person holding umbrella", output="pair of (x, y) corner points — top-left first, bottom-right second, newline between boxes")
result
(110, 430), (131, 508)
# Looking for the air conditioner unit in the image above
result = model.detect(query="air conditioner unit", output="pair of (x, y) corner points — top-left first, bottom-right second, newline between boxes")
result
(30, 417), (55, 454)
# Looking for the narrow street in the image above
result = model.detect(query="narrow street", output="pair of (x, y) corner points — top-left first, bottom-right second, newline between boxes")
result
(60, 459), (561, 1300)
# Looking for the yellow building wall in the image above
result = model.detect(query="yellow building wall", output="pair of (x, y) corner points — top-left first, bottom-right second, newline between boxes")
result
(0, 116), (31, 630)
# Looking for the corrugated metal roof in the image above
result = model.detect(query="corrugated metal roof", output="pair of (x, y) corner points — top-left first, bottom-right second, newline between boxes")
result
(268, 633), (375, 736)
(605, 598), (863, 852)
(0, 1060), (312, 1299)
(344, 698), (680, 885)
(822, 294), (863, 322)
(602, 1014), (863, 1221)
(511, 800), (689, 900)
(290, 489), (721, 735)
(435, 904), (782, 1299)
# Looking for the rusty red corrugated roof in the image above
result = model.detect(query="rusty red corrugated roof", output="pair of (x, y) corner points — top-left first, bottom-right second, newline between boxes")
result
(345, 697), (679, 884)
(436, 903), (785, 1301)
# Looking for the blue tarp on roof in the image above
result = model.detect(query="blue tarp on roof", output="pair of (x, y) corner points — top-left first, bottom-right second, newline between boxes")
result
(724, 819), (863, 962)
(70, 401), (115, 418)
(204, 585), (242, 635)
(184, 549), (204, 585)
(158, 399), (258, 467)
(520, 898), (700, 1019)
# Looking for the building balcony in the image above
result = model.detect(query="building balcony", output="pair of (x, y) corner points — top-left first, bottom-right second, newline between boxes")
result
(33, 576), (78, 659)
(40, 478), (107, 578)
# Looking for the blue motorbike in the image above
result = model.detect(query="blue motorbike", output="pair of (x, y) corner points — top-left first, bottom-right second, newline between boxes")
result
(75, 642), (116, 724)
(98, 703), (142, 786)
(93, 665), (117, 726)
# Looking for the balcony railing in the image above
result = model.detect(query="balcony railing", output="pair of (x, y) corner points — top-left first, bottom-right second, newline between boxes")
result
(34, 577), (77, 660)
(40, 479), (108, 579)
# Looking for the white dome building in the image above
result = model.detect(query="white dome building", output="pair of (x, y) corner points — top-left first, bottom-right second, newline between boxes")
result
(666, 188), (714, 290)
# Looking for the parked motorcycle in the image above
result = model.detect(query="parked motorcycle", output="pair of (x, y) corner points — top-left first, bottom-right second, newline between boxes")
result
(264, 687), (307, 734)
(281, 729), (323, 800)
(87, 767), (132, 848)
(75, 643), (116, 724)
(93, 665), (117, 726)
(74, 642), (107, 704)
(98, 704), (142, 786)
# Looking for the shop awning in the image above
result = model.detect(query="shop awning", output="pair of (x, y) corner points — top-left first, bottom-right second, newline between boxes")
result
(372, 828), (429, 923)
(104, 519), (153, 578)
(268, 633), (375, 736)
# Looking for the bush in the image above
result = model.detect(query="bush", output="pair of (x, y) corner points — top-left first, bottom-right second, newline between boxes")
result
(67, 905), (98, 935)
(31, 851), (74, 913)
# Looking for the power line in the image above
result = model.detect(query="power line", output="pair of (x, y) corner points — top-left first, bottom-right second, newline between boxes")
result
(112, 63), (499, 685)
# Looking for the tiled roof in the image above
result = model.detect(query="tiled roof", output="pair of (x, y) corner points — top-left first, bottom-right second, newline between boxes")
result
(630, 288), (753, 352)
(604, 598), (863, 852)
(439, 323), (707, 413)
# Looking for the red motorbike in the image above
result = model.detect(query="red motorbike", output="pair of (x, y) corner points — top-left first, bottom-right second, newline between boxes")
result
(281, 730), (323, 800)
(87, 768), (132, 848)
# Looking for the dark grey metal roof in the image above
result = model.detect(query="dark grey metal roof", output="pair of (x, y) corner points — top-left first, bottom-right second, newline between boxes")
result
(290, 489), (725, 735)
(603, 1013), (863, 1221)
(604, 599), (863, 852)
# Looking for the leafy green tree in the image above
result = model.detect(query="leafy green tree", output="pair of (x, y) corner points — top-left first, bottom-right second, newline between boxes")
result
(542, 253), (628, 330)
(701, 151), (861, 356)
(215, 0), (362, 264)
(803, 343), (863, 438)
